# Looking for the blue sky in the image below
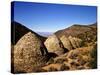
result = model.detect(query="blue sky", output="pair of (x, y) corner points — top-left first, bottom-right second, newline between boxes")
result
(12, 1), (97, 32)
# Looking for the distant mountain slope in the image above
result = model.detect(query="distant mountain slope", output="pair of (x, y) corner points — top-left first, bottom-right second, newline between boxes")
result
(11, 21), (46, 45)
(37, 32), (53, 37)
(55, 23), (97, 43)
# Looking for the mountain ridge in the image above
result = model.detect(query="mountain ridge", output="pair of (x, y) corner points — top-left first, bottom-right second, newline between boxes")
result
(55, 22), (97, 43)
(11, 21), (46, 45)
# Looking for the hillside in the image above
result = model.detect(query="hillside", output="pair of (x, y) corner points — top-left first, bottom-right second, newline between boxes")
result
(11, 22), (97, 73)
(11, 21), (46, 45)
(55, 23), (97, 43)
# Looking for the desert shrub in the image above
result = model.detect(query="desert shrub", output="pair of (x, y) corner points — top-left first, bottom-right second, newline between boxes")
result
(39, 69), (47, 72)
(68, 51), (78, 59)
(90, 44), (97, 69)
(77, 66), (85, 70)
(54, 58), (68, 64)
(70, 61), (80, 68)
(77, 56), (86, 65)
(34, 68), (47, 72)
(60, 64), (70, 71)
(47, 57), (54, 65)
(48, 67), (58, 71)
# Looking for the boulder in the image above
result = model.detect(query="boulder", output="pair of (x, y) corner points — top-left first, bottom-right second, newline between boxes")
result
(44, 34), (64, 55)
(73, 37), (82, 48)
(13, 32), (48, 73)
(60, 35), (73, 50)
(68, 36), (77, 49)
(60, 35), (82, 50)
